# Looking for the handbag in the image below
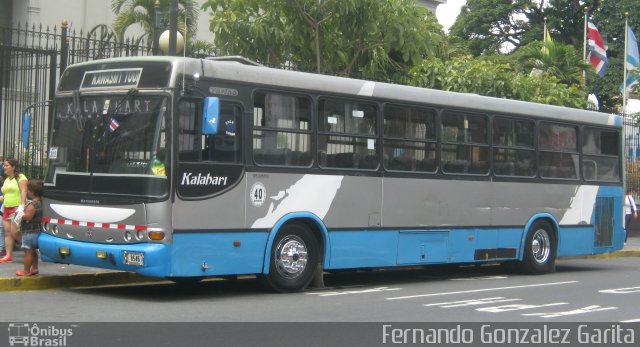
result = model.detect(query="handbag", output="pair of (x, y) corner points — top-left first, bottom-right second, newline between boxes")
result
(11, 175), (27, 227)
(12, 204), (24, 227)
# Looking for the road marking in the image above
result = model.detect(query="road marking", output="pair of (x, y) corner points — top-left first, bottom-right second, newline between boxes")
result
(424, 297), (520, 308)
(450, 276), (509, 281)
(522, 305), (617, 318)
(477, 302), (567, 313)
(621, 318), (640, 323)
(385, 281), (579, 300)
(599, 286), (640, 294)
(305, 286), (401, 297)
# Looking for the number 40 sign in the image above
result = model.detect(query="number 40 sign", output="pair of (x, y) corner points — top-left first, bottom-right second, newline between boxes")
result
(250, 182), (266, 207)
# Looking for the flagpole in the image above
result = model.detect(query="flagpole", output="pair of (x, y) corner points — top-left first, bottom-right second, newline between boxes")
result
(542, 17), (548, 55)
(624, 13), (629, 113)
(583, 8), (588, 84)
(583, 9), (588, 60)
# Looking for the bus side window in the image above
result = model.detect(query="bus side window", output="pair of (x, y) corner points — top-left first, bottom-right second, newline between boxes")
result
(492, 117), (535, 177)
(178, 99), (242, 163)
(582, 127), (620, 182)
(318, 98), (378, 170)
(441, 110), (489, 175)
(252, 92), (312, 167)
(383, 104), (437, 173)
(178, 99), (202, 162)
(538, 122), (579, 179)
(203, 103), (242, 163)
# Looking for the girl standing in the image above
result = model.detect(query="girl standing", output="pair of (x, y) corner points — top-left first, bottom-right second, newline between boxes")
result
(16, 179), (44, 276)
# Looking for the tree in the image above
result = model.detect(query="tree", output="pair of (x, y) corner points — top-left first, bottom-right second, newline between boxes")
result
(514, 38), (592, 87)
(542, 0), (600, 47)
(111, 0), (199, 42)
(449, 0), (542, 55)
(409, 56), (587, 108)
(450, 1), (603, 55)
(201, 0), (444, 79)
(449, 0), (640, 112)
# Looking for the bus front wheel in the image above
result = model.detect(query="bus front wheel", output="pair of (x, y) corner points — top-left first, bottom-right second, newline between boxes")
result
(265, 223), (320, 292)
(520, 220), (556, 274)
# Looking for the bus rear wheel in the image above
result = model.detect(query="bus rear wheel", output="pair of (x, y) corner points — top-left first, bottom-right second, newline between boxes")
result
(265, 223), (319, 293)
(520, 221), (556, 274)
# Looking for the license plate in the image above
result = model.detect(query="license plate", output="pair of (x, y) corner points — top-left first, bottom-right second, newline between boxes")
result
(123, 251), (144, 266)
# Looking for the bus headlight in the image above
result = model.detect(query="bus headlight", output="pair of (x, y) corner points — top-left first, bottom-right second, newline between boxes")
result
(124, 231), (133, 242)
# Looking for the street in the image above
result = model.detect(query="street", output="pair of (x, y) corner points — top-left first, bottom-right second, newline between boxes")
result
(2, 257), (639, 323)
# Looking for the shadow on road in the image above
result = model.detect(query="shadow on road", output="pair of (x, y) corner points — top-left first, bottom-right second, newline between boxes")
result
(64, 258), (621, 301)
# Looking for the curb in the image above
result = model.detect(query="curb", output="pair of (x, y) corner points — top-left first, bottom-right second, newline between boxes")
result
(562, 249), (640, 260)
(0, 271), (162, 292)
(1, 249), (638, 292)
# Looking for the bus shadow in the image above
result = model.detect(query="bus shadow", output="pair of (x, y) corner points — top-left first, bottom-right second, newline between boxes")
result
(66, 260), (620, 301)
(66, 276), (270, 302)
(63, 264), (505, 301)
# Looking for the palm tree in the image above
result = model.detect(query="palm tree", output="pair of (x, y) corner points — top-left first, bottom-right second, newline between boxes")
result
(111, 0), (199, 43)
(516, 37), (592, 87)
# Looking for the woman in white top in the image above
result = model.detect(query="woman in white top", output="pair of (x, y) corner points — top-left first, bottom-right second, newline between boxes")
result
(624, 190), (637, 244)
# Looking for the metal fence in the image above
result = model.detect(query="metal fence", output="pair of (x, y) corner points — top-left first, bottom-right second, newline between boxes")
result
(624, 111), (640, 191)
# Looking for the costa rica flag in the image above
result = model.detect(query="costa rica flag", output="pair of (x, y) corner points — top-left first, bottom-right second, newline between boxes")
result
(108, 117), (120, 132)
(587, 21), (608, 77)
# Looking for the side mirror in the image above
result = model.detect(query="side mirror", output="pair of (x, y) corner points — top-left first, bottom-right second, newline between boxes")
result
(202, 96), (220, 135)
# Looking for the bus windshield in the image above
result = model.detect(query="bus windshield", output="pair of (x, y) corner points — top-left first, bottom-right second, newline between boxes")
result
(46, 93), (169, 198)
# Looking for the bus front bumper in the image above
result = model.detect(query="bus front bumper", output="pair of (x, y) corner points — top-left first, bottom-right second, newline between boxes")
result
(39, 232), (171, 278)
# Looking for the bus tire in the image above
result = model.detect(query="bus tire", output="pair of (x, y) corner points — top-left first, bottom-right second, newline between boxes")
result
(265, 222), (320, 293)
(520, 220), (556, 275)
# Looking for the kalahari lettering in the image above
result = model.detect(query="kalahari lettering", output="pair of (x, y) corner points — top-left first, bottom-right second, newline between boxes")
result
(57, 99), (153, 119)
(181, 172), (228, 186)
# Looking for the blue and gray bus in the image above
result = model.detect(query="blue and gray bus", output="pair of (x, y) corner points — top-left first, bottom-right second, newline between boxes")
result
(40, 56), (624, 292)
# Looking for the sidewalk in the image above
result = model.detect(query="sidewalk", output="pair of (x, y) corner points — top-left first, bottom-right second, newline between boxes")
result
(1, 237), (639, 292)
(0, 251), (161, 291)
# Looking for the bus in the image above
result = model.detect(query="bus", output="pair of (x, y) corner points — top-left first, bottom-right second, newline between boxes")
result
(39, 56), (624, 292)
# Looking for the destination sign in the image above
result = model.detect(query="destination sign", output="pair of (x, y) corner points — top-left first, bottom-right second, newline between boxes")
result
(80, 68), (143, 89)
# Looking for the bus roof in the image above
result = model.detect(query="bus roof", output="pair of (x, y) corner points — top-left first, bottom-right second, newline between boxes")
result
(201, 59), (619, 127)
(65, 56), (620, 127)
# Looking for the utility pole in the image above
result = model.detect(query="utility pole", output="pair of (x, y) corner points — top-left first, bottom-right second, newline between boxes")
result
(153, 0), (161, 55)
(169, 0), (178, 55)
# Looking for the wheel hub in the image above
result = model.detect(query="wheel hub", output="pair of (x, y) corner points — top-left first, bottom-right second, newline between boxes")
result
(275, 236), (308, 279)
(532, 229), (550, 264)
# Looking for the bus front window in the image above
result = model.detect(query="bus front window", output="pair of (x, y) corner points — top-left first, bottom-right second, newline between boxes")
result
(47, 94), (169, 197)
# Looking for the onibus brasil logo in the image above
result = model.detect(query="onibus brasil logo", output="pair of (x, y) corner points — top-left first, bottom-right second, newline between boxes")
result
(8, 323), (73, 346)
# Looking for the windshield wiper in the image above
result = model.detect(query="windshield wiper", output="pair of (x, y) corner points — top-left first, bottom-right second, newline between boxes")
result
(110, 88), (139, 115)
